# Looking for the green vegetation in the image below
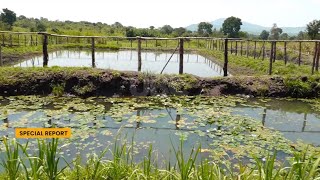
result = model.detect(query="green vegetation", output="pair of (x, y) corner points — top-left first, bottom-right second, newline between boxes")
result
(51, 83), (65, 96)
(199, 49), (317, 76)
(270, 24), (283, 40)
(0, 8), (16, 30)
(222, 16), (242, 38)
(1, 67), (320, 98)
(260, 30), (270, 40)
(0, 135), (319, 179)
(0, 95), (319, 179)
(307, 20), (320, 40)
(197, 22), (213, 37)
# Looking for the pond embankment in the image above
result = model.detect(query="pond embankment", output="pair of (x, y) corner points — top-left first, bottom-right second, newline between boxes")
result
(0, 67), (319, 98)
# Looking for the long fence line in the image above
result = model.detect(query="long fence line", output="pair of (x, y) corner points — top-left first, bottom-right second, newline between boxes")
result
(1, 31), (320, 76)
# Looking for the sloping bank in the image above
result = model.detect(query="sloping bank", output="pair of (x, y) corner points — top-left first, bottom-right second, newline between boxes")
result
(0, 67), (319, 98)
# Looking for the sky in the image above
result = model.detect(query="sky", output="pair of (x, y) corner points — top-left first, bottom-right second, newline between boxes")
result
(1, 0), (320, 28)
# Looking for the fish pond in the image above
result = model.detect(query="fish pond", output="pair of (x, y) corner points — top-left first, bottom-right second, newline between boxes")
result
(14, 50), (224, 77)
(0, 95), (319, 167)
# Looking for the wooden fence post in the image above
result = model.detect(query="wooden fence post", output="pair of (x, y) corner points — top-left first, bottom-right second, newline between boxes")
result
(130, 39), (133, 47)
(246, 40), (249, 57)
(9, 34), (12, 46)
(273, 42), (276, 61)
(24, 35), (27, 46)
(240, 41), (243, 56)
(316, 43), (320, 72)
(179, 38), (184, 74)
(235, 41), (238, 55)
(91, 37), (96, 68)
(0, 44), (2, 66)
(312, 42), (318, 74)
(42, 33), (49, 67)
(17, 34), (20, 46)
(269, 42), (274, 75)
(211, 39), (214, 49)
(223, 38), (228, 77)
(284, 41), (287, 64)
(262, 41), (266, 60)
(298, 42), (302, 66)
(215, 40), (217, 50)
(230, 41), (233, 54)
(1, 34), (4, 46)
(137, 37), (142, 71)
(253, 41), (257, 59)
(36, 36), (38, 46)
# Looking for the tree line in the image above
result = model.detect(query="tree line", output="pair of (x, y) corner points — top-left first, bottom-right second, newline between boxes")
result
(0, 8), (319, 40)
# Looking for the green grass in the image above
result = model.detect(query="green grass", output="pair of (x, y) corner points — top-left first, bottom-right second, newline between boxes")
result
(199, 49), (319, 76)
(0, 137), (319, 179)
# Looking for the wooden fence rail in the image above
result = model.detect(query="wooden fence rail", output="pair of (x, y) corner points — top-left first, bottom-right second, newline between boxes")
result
(2, 31), (320, 76)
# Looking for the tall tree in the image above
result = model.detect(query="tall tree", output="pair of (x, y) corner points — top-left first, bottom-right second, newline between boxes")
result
(306, 20), (320, 40)
(0, 8), (17, 29)
(197, 22), (213, 36)
(160, 25), (173, 35)
(259, 30), (270, 40)
(222, 17), (242, 38)
(270, 23), (282, 40)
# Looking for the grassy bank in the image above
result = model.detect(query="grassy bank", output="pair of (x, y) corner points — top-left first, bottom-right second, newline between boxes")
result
(0, 137), (319, 180)
(0, 67), (319, 97)
(199, 49), (318, 76)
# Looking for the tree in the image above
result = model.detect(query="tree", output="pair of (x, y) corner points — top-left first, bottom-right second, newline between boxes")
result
(270, 23), (282, 40)
(173, 27), (186, 37)
(306, 20), (320, 40)
(112, 22), (123, 28)
(222, 16), (242, 38)
(280, 33), (289, 40)
(149, 26), (155, 30)
(259, 30), (270, 40)
(125, 26), (135, 37)
(0, 8), (17, 29)
(36, 20), (46, 32)
(297, 31), (306, 40)
(197, 22), (213, 36)
(238, 31), (249, 38)
(160, 25), (173, 35)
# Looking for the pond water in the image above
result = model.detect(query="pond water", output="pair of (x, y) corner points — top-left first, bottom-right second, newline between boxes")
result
(0, 96), (319, 166)
(14, 50), (224, 77)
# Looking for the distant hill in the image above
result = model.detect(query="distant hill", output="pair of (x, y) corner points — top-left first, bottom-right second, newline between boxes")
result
(186, 18), (306, 35)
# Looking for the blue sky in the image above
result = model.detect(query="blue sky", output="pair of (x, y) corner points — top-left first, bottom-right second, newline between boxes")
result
(1, 0), (319, 28)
